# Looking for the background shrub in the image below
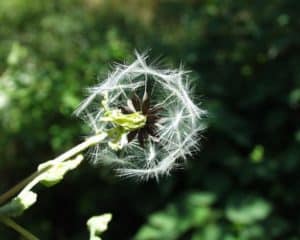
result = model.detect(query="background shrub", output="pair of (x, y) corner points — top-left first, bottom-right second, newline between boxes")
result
(0, 0), (299, 239)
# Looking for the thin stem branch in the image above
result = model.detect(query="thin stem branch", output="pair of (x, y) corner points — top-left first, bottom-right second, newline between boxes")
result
(0, 217), (39, 240)
(0, 133), (107, 206)
(0, 166), (52, 206)
(50, 133), (107, 165)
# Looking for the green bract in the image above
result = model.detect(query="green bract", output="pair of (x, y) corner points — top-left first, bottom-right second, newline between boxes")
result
(87, 213), (112, 240)
(101, 110), (146, 131)
(38, 155), (84, 187)
(101, 108), (146, 150)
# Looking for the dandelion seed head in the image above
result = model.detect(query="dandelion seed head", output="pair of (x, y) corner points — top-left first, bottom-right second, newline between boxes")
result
(76, 52), (206, 180)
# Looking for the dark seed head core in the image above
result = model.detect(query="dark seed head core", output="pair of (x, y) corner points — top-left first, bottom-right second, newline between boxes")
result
(120, 92), (162, 147)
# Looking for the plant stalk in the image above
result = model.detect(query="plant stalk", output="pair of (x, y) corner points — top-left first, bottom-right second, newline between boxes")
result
(0, 133), (107, 206)
(0, 217), (39, 240)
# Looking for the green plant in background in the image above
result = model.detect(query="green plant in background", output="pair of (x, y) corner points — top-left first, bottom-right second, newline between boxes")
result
(135, 192), (272, 240)
(0, 52), (205, 239)
(0, 0), (299, 239)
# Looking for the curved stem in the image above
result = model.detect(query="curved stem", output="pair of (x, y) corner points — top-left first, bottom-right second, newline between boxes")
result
(0, 133), (107, 205)
(49, 133), (107, 165)
(0, 217), (39, 240)
(0, 165), (52, 206)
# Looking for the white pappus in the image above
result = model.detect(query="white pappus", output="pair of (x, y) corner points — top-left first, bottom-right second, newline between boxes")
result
(75, 52), (206, 180)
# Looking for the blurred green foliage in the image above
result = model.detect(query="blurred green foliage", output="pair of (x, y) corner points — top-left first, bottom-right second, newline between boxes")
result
(0, 0), (299, 239)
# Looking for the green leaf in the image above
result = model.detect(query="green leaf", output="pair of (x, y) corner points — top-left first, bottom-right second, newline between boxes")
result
(226, 196), (271, 225)
(250, 145), (264, 163)
(7, 42), (28, 66)
(185, 192), (216, 207)
(135, 192), (217, 240)
(191, 224), (222, 240)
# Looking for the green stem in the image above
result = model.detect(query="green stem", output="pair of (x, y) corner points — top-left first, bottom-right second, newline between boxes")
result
(0, 166), (51, 206)
(0, 133), (107, 205)
(0, 217), (39, 240)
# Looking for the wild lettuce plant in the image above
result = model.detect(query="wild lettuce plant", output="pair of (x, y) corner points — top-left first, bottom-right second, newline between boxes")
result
(0, 52), (206, 239)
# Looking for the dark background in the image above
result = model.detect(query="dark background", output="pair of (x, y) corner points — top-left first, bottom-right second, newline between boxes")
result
(0, 0), (300, 239)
